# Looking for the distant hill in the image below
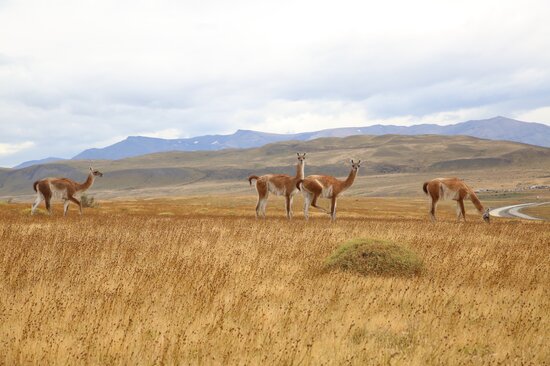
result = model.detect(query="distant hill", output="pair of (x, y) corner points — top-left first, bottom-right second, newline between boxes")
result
(12, 117), (550, 168)
(13, 157), (65, 169)
(2, 134), (549, 198)
(67, 117), (549, 161)
(72, 130), (298, 160)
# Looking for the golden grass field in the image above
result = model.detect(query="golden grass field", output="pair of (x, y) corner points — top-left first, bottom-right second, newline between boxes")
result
(523, 203), (550, 220)
(1, 195), (549, 365)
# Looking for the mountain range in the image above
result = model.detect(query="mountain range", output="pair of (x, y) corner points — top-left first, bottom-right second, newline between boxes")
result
(13, 116), (550, 168)
(2, 133), (550, 198)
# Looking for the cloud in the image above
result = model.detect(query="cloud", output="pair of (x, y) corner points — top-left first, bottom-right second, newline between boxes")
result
(0, 0), (549, 167)
(516, 106), (550, 123)
(0, 141), (34, 156)
(140, 128), (182, 139)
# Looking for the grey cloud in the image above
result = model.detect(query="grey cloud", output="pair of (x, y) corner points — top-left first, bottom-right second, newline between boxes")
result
(1, 0), (550, 167)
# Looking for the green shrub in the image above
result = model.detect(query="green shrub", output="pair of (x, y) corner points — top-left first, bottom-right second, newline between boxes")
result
(325, 238), (423, 277)
(81, 194), (97, 208)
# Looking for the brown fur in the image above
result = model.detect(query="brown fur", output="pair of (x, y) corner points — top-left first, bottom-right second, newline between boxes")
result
(248, 175), (259, 186)
(248, 153), (306, 219)
(31, 168), (103, 216)
(299, 160), (361, 221)
(423, 177), (489, 223)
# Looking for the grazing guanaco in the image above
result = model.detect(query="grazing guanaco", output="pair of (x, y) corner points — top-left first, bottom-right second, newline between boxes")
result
(31, 167), (103, 216)
(297, 159), (361, 221)
(423, 177), (490, 223)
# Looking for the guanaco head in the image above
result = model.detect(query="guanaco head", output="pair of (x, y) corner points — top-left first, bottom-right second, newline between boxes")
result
(89, 167), (104, 177)
(296, 152), (306, 162)
(350, 159), (361, 171)
(482, 208), (491, 224)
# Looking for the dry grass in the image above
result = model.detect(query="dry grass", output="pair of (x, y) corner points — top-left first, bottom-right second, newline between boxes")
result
(1, 196), (549, 365)
(522, 203), (550, 220)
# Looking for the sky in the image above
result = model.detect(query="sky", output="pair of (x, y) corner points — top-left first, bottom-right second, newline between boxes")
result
(1, 0), (550, 167)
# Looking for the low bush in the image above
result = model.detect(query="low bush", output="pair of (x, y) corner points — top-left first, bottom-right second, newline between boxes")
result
(81, 194), (97, 208)
(325, 238), (423, 277)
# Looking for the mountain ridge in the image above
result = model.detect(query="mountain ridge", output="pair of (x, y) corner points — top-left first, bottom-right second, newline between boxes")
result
(14, 157), (65, 169)
(13, 116), (550, 167)
(71, 116), (550, 161)
(2, 133), (549, 198)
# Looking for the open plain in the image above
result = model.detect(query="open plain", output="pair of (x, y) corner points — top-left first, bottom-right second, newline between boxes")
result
(1, 195), (549, 365)
(3, 0), (550, 363)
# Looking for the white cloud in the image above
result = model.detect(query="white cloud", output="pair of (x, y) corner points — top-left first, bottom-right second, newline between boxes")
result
(0, 0), (549, 166)
(515, 106), (550, 123)
(141, 128), (182, 139)
(0, 141), (34, 156)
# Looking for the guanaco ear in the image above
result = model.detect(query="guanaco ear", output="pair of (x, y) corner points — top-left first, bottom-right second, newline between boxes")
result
(297, 152), (299, 156)
(350, 159), (354, 164)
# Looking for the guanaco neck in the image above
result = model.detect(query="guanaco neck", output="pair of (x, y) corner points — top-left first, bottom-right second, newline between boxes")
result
(468, 190), (485, 213)
(341, 168), (358, 190)
(295, 160), (305, 180)
(76, 173), (95, 192)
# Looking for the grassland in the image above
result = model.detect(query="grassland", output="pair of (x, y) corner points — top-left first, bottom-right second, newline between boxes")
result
(522, 203), (550, 220)
(1, 195), (549, 365)
(4, 167), (550, 203)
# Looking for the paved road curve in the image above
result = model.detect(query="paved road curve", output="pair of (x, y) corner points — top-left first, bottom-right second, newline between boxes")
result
(489, 202), (549, 220)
